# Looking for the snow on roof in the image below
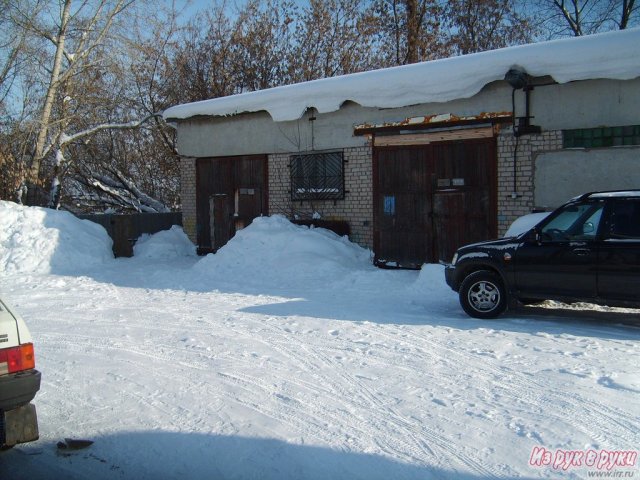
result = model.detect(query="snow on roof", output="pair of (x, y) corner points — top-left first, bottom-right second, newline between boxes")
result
(163, 28), (640, 123)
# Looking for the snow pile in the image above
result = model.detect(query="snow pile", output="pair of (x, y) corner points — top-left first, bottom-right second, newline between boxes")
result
(164, 29), (640, 122)
(413, 263), (453, 298)
(193, 215), (372, 287)
(504, 212), (551, 237)
(406, 263), (458, 311)
(133, 225), (196, 259)
(0, 201), (113, 275)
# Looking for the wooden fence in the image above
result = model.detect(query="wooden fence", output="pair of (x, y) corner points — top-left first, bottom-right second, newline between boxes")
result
(77, 212), (183, 257)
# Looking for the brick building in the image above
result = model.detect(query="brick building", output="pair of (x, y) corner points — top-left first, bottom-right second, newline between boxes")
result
(165, 29), (640, 267)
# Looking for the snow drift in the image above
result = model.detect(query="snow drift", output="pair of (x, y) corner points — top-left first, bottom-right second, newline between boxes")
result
(133, 225), (196, 259)
(192, 215), (372, 287)
(0, 201), (113, 275)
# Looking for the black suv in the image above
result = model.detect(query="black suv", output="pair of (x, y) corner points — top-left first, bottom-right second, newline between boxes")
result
(445, 191), (640, 318)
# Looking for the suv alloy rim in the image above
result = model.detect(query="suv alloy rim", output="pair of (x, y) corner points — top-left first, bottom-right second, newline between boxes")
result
(468, 280), (501, 312)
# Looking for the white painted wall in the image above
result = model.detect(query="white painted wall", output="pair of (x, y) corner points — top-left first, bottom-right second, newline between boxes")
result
(534, 148), (640, 209)
(174, 77), (640, 158)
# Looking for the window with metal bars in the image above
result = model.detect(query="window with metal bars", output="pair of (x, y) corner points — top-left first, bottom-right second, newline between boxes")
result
(290, 151), (344, 201)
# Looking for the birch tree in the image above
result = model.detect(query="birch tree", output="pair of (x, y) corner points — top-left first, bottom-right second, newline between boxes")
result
(11, 0), (134, 204)
(2, 0), (179, 211)
(63, 2), (182, 213)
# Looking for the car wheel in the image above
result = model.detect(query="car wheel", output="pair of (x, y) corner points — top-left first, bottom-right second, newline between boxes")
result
(459, 270), (507, 319)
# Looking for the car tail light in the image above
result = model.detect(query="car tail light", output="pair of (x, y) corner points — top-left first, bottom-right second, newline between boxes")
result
(0, 343), (36, 374)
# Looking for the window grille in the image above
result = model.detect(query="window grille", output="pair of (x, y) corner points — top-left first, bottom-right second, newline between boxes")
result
(290, 151), (344, 201)
(563, 125), (640, 148)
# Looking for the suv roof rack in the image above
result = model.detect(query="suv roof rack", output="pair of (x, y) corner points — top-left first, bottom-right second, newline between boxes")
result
(583, 190), (640, 200)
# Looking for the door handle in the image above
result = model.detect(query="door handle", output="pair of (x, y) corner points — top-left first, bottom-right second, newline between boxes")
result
(573, 248), (590, 256)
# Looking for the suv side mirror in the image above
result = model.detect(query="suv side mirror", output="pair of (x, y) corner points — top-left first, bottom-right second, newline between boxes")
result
(583, 221), (595, 234)
(524, 228), (539, 243)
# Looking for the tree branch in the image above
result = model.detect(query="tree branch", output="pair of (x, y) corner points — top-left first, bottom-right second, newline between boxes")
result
(60, 113), (162, 146)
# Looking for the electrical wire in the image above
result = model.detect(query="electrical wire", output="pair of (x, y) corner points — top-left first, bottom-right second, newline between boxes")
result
(511, 88), (519, 197)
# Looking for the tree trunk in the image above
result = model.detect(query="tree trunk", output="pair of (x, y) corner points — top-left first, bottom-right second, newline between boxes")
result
(28, 0), (72, 204)
(405, 0), (419, 63)
(620, 0), (636, 29)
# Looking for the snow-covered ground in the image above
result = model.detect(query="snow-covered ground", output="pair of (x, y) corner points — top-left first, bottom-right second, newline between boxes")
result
(1, 202), (638, 479)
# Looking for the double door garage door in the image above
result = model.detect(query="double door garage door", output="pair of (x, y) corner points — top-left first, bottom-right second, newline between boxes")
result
(374, 138), (498, 267)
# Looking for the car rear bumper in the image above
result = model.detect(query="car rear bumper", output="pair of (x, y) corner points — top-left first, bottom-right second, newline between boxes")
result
(0, 369), (41, 412)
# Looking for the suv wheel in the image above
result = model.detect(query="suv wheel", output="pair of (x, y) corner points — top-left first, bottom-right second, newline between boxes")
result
(459, 270), (507, 319)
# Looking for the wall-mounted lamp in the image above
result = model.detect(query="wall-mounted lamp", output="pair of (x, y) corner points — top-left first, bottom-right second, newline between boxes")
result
(505, 68), (530, 90)
(505, 67), (543, 199)
(505, 67), (541, 137)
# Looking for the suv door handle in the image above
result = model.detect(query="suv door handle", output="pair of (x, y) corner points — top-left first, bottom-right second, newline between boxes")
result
(573, 248), (591, 256)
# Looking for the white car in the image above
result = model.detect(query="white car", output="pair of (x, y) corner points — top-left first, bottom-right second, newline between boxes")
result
(0, 296), (40, 448)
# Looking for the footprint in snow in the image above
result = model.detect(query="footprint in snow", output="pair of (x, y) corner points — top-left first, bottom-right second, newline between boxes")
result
(598, 375), (640, 393)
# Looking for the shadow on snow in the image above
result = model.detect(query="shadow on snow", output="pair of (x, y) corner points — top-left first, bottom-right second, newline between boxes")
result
(0, 431), (525, 480)
(56, 256), (640, 340)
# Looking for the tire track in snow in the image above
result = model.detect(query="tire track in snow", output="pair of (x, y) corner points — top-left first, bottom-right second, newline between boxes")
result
(371, 324), (638, 449)
(216, 315), (503, 478)
(269, 337), (502, 478)
(212, 323), (446, 468)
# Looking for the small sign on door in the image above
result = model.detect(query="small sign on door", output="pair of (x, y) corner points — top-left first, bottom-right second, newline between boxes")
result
(383, 195), (396, 216)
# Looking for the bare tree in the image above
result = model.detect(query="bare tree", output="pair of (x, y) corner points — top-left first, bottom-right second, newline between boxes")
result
(162, 4), (245, 105)
(0, 0), (30, 110)
(444, 0), (534, 55)
(287, 0), (381, 81)
(63, 2), (185, 213)
(9, 0), (134, 204)
(533, 0), (638, 38)
(233, 0), (296, 91)
(1, 0), (182, 212)
(371, 0), (446, 66)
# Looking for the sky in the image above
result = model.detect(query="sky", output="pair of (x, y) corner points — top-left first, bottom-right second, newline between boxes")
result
(179, 0), (309, 18)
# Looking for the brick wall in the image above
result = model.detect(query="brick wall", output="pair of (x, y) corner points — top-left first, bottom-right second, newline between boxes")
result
(497, 130), (562, 235)
(181, 132), (563, 248)
(181, 148), (375, 249)
(181, 157), (197, 243)
(269, 146), (374, 248)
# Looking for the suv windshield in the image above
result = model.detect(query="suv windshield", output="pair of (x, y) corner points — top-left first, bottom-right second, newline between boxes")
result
(540, 201), (605, 242)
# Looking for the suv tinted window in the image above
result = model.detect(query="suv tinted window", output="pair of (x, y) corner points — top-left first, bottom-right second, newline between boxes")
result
(607, 199), (640, 239)
(540, 201), (605, 241)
